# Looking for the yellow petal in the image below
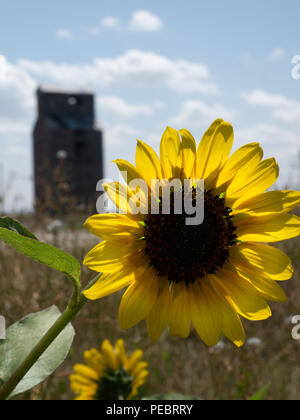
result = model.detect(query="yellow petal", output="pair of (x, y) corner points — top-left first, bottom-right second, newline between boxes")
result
(128, 349), (143, 371)
(130, 369), (149, 398)
(216, 142), (263, 189)
(195, 119), (223, 180)
(133, 369), (149, 385)
(188, 280), (222, 346)
(233, 190), (300, 220)
(179, 129), (197, 180)
(84, 348), (103, 373)
(74, 393), (95, 400)
(70, 374), (97, 395)
(84, 213), (144, 242)
(216, 291), (245, 347)
(206, 276), (245, 347)
(146, 279), (171, 341)
(73, 364), (99, 381)
(113, 159), (145, 185)
(196, 120), (234, 188)
(160, 126), (181, 179)
(83, 269), (135, 300)
(236, 214), (300, 243)
(115, 339), (129, 370)
(70, 374), (96, 394)
(69, 374), (93, 387)
(226, 158), (279, 207)
(119, 266), (159, 329)
(131, 361), (148, 377)
(229, 243), (293, 281)
(136, 139), (162, 187)
(104, 182), (147, 215)
(83, 240), (138, 273)
(211, 267), (272, 321)
(168, 282), (191, 338)
(101, 339), (117, 370)
(236, 266), (288, 302)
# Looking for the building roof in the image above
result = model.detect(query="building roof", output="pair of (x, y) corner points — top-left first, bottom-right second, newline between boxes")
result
(38, 84), (95, 95)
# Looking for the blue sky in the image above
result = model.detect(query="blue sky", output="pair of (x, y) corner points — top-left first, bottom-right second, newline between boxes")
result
(0, 0), (300, 211)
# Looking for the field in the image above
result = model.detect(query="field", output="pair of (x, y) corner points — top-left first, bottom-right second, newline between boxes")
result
(1, 209), (300, 401)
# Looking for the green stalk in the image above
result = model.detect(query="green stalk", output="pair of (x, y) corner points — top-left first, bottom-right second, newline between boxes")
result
(0, 274), (101, 400)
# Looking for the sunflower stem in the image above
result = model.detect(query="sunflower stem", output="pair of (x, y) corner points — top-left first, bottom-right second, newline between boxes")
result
(0, 273), (101, 400)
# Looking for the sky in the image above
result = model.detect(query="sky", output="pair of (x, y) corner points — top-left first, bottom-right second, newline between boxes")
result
(0, 0), (300, 211)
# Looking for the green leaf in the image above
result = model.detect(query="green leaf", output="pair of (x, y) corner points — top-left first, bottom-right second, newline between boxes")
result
(0, 217), (37, 240)
(248, 384), (270, 401)
(0, 306), (75, 399)
(143, 393), (202, 400)
(0, 218), (80, 286)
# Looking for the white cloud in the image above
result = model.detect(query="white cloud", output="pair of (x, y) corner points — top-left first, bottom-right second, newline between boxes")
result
(86, 26), (100, 36)
(267, 47), (285, 61)
(236, 123), (300, 185)
(56, 28), (73, 40)
(237, 123), (300, 149)
(0, 119), (31, 134)
(104, 123), (140, 146)
(242, 89), (300, 124)
(0, 55), (36, 133)
(85, 16), (120, 36)
(128, 10), (163, 32)
(6, 145), (30, 157)
(19, 49), (218, 95)
(98, 95), (153, 119)
(88, 12), (161, 35)
(171, 100), (235, 128)
(100, 16), (120, 29)
(145, 131), (165, 147)
(153, 100), (165, 110)
(242, 89), (292, 108)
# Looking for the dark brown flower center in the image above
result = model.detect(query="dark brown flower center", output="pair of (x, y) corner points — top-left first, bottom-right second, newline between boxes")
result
(144, 189), (237, 285)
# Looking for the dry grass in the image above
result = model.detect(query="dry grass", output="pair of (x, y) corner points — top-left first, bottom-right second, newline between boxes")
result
(1, 210), (300, 401)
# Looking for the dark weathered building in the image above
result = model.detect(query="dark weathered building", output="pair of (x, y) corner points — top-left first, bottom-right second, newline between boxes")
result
(33, 86), (103, 213)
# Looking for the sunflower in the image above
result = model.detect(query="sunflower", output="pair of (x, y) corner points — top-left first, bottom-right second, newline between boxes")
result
(70, 339), (148, 400)
(83, 119), (300, 347)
